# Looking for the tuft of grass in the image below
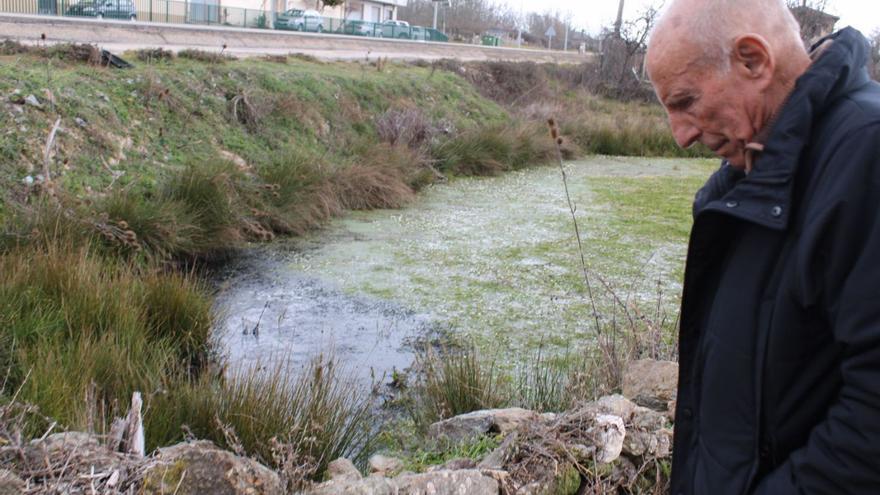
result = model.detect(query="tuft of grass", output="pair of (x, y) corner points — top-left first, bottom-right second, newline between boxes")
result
(402, 434), (500, 473)
(177, 48), (234, 63)
(148, 357), (376, 485)
(0, 239), (203, 435)
(134, 48), (175, 63)
(431, 123), (563, 177)
(0, 235), (374, 486)
(405, 345), (508, 428)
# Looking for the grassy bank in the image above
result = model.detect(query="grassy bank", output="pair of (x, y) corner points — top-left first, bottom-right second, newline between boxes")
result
(0, 45), (705, 485)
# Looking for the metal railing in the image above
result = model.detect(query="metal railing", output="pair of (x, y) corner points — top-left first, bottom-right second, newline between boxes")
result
(0, 0), (449, 42)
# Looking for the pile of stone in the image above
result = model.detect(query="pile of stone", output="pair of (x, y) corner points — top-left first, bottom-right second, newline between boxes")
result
(307, 359), (678, 495)
(0, 359), (677, 495)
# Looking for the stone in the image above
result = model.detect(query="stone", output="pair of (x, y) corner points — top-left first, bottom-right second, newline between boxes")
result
(596, 394), (638, 421)
(368, 454), (403, 476)
(0, 469), (25, 495)
(141, 440), (282, 495)
(306, 470), (498, 495)
(218, 149), (250, 171)
(24, 95), (41, 108)
(477, 432), (518, 470)
(426, 458), (476, 472)
(428, 411), (493, 443)
(394, 470), (499, 494)
(593, 414), (626, 464)
(328, 458), (362, 482)
(630, 406), (669, 431)
(622, 360), (678, 411)
(25, 432), (125, 472)
(428, 408), (543, 443)
(306, 475), (395, 495)
(75, 117), (88, 127)
(622, 429), (672, 458)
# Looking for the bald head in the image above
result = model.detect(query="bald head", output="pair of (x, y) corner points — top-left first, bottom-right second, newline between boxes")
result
(645, 0), (813, 169)
(648, 0), (805, 74)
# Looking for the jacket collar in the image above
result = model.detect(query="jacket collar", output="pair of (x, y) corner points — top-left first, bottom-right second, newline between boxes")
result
(701, 27), (873, 230)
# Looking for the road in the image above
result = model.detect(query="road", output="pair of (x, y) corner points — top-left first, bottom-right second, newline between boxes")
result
(0, 13), (593, 63)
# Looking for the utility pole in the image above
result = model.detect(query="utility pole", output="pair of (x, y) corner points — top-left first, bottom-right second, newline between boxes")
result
(614, 0), (625, 36)
(563, 22), (569, 51)
(433, 0), (439, 30)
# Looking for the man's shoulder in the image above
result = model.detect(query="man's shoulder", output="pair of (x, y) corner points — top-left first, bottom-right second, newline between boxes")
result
(823, 80), (880, 134)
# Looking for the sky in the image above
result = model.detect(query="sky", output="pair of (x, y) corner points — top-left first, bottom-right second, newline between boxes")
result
(505, 0), (880, 37)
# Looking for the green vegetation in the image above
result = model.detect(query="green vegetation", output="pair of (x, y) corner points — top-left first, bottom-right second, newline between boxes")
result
(0, 46), (711, 485)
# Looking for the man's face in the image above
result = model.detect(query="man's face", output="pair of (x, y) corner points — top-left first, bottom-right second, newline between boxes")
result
(648, 41), (761, 169)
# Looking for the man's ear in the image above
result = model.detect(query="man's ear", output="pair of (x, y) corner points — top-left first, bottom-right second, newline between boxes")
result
(731, 34), (774, 82)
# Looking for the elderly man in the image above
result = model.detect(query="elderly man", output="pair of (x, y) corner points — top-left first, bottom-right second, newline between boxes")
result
(646, 1), (880, 494)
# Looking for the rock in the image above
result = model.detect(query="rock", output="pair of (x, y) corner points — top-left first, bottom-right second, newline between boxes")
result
(622, 360), (678, 411)
(368, 455), (403, 476)
(306, 475), (395, 495)
(24, 95), (41, 108)
(596, 394), (638, 421)
(594, 414), (626, 463)
(327, 457), (362, 482)
(630, 406), (669, 431)
(394, 470), (499, 494)
(25, 432), (125, 472)
(0, 469), (25, 495)
(219, 149), (250, 171)
(75, 117), (88, 127)
(142, 441), (282, 495)
(666, 398), (677, 422)
(428, 408), (544, 443)
(426, 458), (476, 472)
(477, 432), (518, 470)
(622, 428), (672, 458)
(428, 411), (493, 443)
(307, 470), (498, 495)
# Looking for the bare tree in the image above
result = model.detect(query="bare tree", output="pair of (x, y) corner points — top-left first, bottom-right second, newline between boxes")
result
(600, 3), (660, 91)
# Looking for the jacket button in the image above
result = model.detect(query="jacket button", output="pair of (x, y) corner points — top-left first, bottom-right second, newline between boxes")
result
(681, 407), (693, 420)
(759, 444), (771, 459)
(725, 200), (739, 208)
(771, 205), (783, 217)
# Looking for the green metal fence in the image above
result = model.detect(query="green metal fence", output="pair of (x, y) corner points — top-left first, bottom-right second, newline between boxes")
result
(0, 0), (450, 41)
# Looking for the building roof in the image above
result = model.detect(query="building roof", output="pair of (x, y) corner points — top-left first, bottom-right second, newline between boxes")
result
(790, 5), (840, 24)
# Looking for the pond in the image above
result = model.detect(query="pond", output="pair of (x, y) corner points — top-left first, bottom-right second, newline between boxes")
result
(212, 156), (716, 385)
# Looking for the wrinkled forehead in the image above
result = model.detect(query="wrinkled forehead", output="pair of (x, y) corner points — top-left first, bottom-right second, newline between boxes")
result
(648, 36), (718, 95)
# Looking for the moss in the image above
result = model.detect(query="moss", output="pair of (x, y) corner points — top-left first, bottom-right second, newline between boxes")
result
(142, 459), (189, 494)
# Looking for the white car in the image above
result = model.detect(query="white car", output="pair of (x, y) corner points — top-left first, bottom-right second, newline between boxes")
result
(381, 20), (411, 39)
(276, 9), (324, 32)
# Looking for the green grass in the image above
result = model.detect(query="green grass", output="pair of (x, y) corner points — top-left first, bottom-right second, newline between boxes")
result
(0, 49), (709, 487)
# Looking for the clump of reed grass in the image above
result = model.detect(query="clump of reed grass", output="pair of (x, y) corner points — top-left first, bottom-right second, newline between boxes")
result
(134, 48), (175, 63)
(406, 345), (508, 429)
(178, 48), (234, 64)
(148, 357), (376, 486)
(431, 123), (563, 177)
(0, 231), (375, 486)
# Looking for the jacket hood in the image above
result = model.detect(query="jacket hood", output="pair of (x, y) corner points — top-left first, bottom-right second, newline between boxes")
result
(696, 27), (875, 230)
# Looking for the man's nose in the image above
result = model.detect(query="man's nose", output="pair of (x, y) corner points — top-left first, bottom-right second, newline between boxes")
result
(669, 114), (701, 149)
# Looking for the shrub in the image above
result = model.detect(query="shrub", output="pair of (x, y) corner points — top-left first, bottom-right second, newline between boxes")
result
(374, 107), (435, 148)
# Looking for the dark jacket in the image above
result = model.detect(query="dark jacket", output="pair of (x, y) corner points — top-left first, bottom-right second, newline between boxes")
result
(671, 28), (880, 495)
